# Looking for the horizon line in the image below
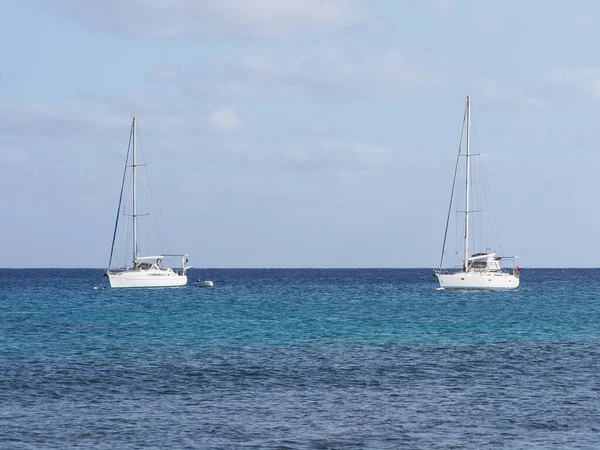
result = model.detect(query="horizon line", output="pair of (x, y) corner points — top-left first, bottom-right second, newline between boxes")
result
(0, 267), (594, 270)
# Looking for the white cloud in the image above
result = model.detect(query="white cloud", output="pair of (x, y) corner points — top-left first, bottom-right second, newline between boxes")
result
(550, 67), (600, 99)
(426, 0), (452, 11)
(576, 15), (594, 33)
(322, 140), (388, 156)
(207, 106), (242, 132)
(153, 47), (445, 99)
(476, 79), (546, 109)
(47, 0), (364, 38)
(152, 64), (184, 83)
(0, 98), (243, 138)
(0, 148), (28, 166)
(0, 100), (127, 138)
(282, 139), (393, 173)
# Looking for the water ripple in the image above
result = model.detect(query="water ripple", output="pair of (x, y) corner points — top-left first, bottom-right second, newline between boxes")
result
(2, 269), (600, 448)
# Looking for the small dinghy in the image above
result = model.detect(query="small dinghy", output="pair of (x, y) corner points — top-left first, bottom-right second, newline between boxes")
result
(196, 280), (214, 287)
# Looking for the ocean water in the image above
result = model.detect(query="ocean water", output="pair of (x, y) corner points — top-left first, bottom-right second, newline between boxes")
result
(2, 269), (600, 449)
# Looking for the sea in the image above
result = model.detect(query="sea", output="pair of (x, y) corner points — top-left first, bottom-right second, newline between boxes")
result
(1, 268), (600, 449)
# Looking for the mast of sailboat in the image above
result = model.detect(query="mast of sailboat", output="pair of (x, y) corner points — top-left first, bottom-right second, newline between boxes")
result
(463, 96), (471, 271)
(132, 116), (138, 266)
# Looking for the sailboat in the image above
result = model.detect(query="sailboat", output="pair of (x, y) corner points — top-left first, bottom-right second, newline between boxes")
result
(105, 117), (190, 288)
(434, 96), (520, 290)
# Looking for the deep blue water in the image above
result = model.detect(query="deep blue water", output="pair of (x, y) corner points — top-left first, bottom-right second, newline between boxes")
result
(2, 269), (600, 449)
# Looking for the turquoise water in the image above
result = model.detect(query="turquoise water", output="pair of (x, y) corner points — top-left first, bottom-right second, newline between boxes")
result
(2, 269), (600, 448)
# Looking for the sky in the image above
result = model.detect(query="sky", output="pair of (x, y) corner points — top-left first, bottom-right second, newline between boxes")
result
(1, 0), (600, 268)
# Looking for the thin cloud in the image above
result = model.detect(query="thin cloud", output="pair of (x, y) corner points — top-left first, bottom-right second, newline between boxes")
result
(47, 0), (365, 38)
(322, 140), (389, 156)
(207, 106), (243, 132)
(0, 99), (244, 138)
(282, 139), (393, 173)
(0, 100), (127, 138)
(550, 67), (600, 99)
(426, 0), (453, 11)
(575, 15), (594, 33)
(0, 148), (28, 166)
(152, 47), (446, 99)
(476, 79), (547, 109)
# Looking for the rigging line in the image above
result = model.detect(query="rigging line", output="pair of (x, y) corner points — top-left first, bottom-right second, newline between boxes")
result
(470, 120), (483, 252)
(472, 121), (481, 252)
(471, 114), (486, 252)
(137, 130), (165, 256)
(143, 163), (165, 256)
(120, 180), (133, 268)
(124, 214), (132, 268)
(108, 122), (133, 269)
(483, 156), (500, 252)
(471, 114), (480, 251)
(473, 116), (500, 253)
(135, 130), (150, 257)
(478, 149), (489, 251)
(439, 104), (467, 270)
(454, 211), (459, 268)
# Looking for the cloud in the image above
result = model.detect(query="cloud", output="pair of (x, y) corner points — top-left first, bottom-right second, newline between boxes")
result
(282, 139), (393, 173)
(152, 64), (184, 83)
(575, 15), (594, 33)
(47, 0), (364, 38)
(0, 98), (244, 138)
(476, 79), (546, 109)
(207, 106), (242, 132)
(152, 47), (445, 99)
(322, 140), (388, 156)
(0, 148), (28, 166)
(426, 0), (452, 11)
(0, 100), (127, 138)
(550, 67), (600, 99)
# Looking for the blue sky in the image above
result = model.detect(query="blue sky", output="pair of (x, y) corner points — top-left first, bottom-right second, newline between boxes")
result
(1, 0), (599, 268)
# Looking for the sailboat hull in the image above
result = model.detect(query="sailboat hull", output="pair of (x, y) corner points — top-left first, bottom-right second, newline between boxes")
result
(108, 270), (187, 288)
(436, 271), (519, 290)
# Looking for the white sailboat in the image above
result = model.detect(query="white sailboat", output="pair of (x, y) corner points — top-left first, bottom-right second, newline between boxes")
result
(434, 96), (520, 290)
(106, 117), (190, 288)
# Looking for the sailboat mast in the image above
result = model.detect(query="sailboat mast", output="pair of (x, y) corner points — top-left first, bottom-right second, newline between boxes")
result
(132, 116), (138, 265)
(463, 96), (471, 271)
